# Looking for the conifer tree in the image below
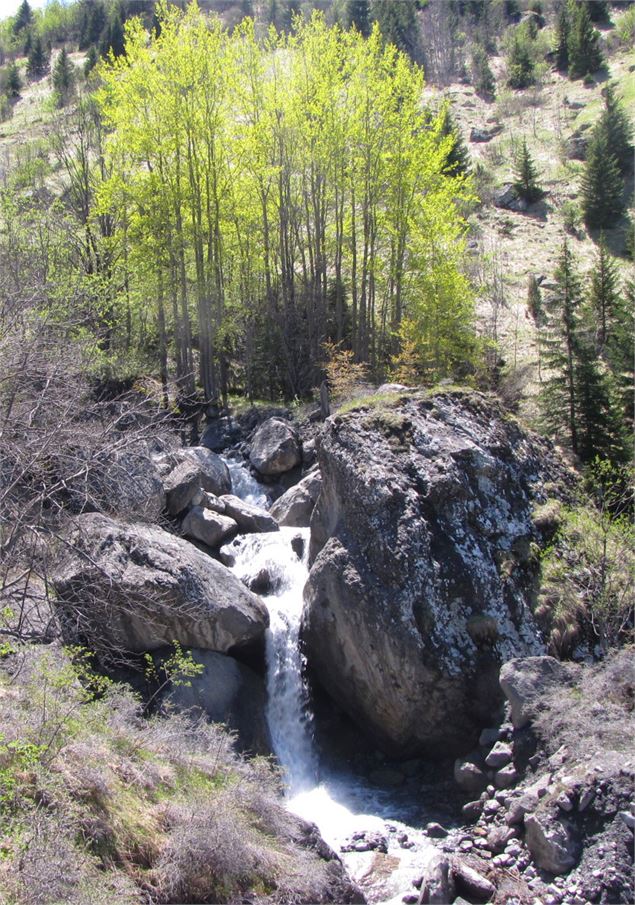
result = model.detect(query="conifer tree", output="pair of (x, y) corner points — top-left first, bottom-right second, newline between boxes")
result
(79, 0), (107, 51)
(554, 2), (570, 72)
(568, 1), (603, 79)
(581, 129), (624, 229)
(84, 45), (98, 77)
(598, 83), (633, 174)
(52, 47), (74, 107)
(343, 0), (371, 36)
(438, 103), (470, 176)
(101, 13), (125, 59)
(507, 26), (535, 88)
(26, 35), (50, 80)
(575, 348), (628, 464)
(12, 0), (32, 35)
(586, 0), (608, 23)
(471, 44), (496, 97)
(540, 240), (583, 454)
(513, 137), (542, 202)
(4, 62), (21, 98)
(527, 273), (542, 323)
(588, 235), (620, 352)
(370, 0), (421, 61)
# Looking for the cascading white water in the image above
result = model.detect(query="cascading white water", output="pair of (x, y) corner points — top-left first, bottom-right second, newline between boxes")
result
(222, 526), (317, 795)
(222, 457), (440, 904)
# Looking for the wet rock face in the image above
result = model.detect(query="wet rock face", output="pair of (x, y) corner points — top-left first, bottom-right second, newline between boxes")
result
(303, 391), (572, 758)
(53, 513), (269, 655)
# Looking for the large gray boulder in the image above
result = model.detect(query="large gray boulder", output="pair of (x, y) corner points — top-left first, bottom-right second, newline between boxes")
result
(269, 470), (322, 528)
(162, 648), (271, 756)
(221, 494), (279, 534)
(181, 506), (238, 548)
(159, 446), (231, 505)
(249, 418), (301, 476)
(53, 513), (268, 654)
(524, 811), (580, 874)
(303, 390), (571, 757)
(163, 460), (203, 516)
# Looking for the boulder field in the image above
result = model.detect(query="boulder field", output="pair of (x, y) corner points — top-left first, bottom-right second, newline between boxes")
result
(302, 389), (573, 758)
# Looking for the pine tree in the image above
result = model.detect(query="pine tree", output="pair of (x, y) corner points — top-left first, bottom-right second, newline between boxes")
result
(604, 279), (634, 423)
(513, 137), (542, 202)
(587, 0), (609, 23)
(575, 348), (628, 464)
(540, 240), (583, 454)
(84, 45), (98, 77)
(527, 273), (542, 323)
(26, 36), (50, 80)
(79, 0), (107, 51)
(471, 44), (496, 97)
(588, 235), (620, 352)
(370, 0), (421, 61)
(12, 0), (32, 34)
(581, 129), (624, 229)
(554, 2), (570, 72)
(568, 2), (603, 79)
(52, 47), (74, 107)
(507, 26), (535, 88)
(100, 13), (125, 59)
(438, 103), (470, 176)
(598, 83), (633, 175)
(343, 0), (371, 36)
(4, 62), (21, 98)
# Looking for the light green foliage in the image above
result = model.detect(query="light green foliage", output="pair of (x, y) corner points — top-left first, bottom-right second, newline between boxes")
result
(97, 6), (476, 401)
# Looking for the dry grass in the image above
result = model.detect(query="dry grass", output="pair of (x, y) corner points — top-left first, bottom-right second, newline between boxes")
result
(0, 645), (338, 905)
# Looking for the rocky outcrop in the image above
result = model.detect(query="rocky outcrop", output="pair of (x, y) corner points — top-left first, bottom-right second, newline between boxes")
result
(303, 390), (572, 758)
(249, 418), (301, 476)
(53, 513), (268, 654)
(162, 648), (271, 755)
(499, 656), (572, 729)
(269, 469), (322, 527)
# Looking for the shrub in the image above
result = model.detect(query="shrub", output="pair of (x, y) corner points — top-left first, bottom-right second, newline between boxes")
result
(321, 339), (369, 402)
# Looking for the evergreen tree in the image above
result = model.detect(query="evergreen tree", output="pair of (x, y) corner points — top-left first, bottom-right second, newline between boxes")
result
(370, 0), (421, 61)
(26, 36), (50, 80)
(587, 0), (609, 23)
(471, 44), (496, 97)
(554, 1), (570, 72)
(84, 45), (98, 77)
(513, 137), (542, 202)
(598, 83), (633, 174)
(540, 240), (583, 454)
(52, 47), (74, 107)
(507, 26), (535, 88)
(568, 1), (603, 79)
(438, 102), (470, 176)
(527, 273), (542, 323)
(607, 279), (634, 422)
(100, 13), (125, 59)
(575, 349), (628, 463)
(4, 62), (21, 98)
(12, 0), (32, 34)
(79, 0), (107, 51)
(343, 0), (371, 36)
(581, 129), (624, 229)
(588, 235), (620, 352)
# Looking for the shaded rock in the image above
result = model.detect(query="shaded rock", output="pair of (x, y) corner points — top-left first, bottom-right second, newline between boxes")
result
(462, 800), (484, 821)
(291, 533), (305, 560)
(199, 491), (226, 513)
(485, 741), (513, 769)
(249, 418), (301, 476)
(525, 811), (580, 874)
(303, 391), (567, 758)
(500, 656), (571, 729)
(164, 446), (231, 497)
(479, 727), (501, 747)
(269, 470), (322, 528)
(221, 494), (279, 534)
(368, 767), (405, 787)
(418, 850), (455, 905)
(162, 648), (271, 755)
(494, 184), (528, 212)
(425, 822), (447, 839)
(341, 830), (388, 854)
(453, 859), (495, 902)
(245, 567), (276, 596)
(470, 124), (502, 142)
(163, 461), (204, 516)
(455, 757), (489, 795)
(495, 762), (519, 789)
(181, 506), (238, 549)
(200, 415), (242, 452)
(53, 513), (268, 654)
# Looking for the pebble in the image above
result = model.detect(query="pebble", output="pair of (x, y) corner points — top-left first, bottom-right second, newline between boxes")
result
(424, 822), (447, 838)
(402, 896), (418, 904)
(483, 800), (501, 816)
(459, 839), (473, 852)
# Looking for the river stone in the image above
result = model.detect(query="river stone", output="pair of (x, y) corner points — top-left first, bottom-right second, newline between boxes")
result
(163, 446), (231, 497)
(455, 758), (488, 795)
(181, 506), (238, 549)
(303, 390), (571, 758)
(485, 741), (513, 769)
(52, 512), (268, 654)
(525, 811), (580, 874)
(269, 470), (322, 528)
(162, 648), (271, 755)
(221, 494), (279, 534)
(417, 850), (455, 905)
(249, 418), (301, 476)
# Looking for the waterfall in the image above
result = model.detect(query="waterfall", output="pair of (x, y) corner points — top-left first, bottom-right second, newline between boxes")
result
(222, 527), (317, 795)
